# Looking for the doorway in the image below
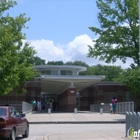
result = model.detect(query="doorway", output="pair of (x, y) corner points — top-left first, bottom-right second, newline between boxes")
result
(41, 93), (58, 111)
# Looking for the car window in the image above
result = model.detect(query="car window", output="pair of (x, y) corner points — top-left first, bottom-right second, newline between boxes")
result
(0, 108), (6, 116)
(9, 107), (18, 117)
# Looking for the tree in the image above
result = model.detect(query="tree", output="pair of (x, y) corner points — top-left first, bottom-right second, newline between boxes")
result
(88, 0), (139, 67)
(33, 56), (46, 65)
(115, 68), (140, 109)
(87, 64), (123, 81)
(27, 56), (46, 65)
(0, 0), (38, 95)
(65, 61), (89, 75)
(115, 68), (140, 94)
(47, 61), (64, 65)
(67, 60), (89, 67)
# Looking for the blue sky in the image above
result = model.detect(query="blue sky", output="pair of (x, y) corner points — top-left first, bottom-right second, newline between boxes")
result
(7, 0), (132, 68)
(10, 0), (99, 43)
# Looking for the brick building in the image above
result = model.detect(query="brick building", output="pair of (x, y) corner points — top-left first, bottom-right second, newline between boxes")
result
(0, 65), (129, 112)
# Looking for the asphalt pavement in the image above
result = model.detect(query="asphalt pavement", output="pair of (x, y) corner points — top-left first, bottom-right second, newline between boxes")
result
(25, 111), (126, 140)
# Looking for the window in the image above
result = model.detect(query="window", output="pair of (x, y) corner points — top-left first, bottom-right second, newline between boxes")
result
(0, 108), (6, 116)
(9, 107), (18, 117)
(41, 70), (46, 75)
(60, 70), (72, 75)
(46, 70), (51, 75)
(67, 70), (72, 75)
(41, 70), (51, 75)
(51, 70), (58, 75)
(60, 70), (66, 75)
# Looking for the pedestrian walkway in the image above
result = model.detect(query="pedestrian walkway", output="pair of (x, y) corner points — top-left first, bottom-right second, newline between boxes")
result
(26, 111), (126, 140)
(26, 111), (125, 124)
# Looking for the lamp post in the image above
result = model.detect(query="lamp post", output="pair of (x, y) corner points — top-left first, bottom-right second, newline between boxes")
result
(139, 0), (140, 66)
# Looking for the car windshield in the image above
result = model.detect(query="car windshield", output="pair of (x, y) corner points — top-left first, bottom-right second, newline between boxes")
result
(0, 108), (6, 116)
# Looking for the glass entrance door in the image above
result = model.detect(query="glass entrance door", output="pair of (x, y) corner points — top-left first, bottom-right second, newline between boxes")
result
(41, 93), (57, 111)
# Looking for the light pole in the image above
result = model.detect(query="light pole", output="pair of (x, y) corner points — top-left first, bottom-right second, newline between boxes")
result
(139, 0), (140, 66)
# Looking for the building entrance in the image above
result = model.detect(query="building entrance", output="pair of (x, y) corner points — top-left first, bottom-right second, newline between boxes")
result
(41, 93), (58, 111)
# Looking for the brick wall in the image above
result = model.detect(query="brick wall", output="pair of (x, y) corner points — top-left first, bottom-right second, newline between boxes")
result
(58, 87), (76, 112)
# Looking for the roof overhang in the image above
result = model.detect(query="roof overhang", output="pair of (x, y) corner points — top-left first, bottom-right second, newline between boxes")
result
(38, 75), (105, 94)
(33, 65), (87, 72)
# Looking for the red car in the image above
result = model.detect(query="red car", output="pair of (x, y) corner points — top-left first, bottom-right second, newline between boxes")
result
(0, 105), (29, 140)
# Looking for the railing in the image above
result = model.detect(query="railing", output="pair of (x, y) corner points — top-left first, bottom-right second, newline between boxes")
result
(126, 112), (140, 138)
(116, 102), (134, 114)
(90, 101), (134, 114)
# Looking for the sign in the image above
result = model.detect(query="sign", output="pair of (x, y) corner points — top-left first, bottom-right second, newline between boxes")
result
(127, 127), (140, 139)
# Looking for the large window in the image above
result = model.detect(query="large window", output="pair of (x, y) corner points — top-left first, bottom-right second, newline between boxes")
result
(51, 70), (58, 75)
(60, 70), (72, 75)
(41, 70), (51, 75)
(46, 70), (51, 75)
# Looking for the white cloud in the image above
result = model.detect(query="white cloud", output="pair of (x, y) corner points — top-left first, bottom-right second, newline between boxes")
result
(29, 39), (64, 60)
(27, 34), (133, 69)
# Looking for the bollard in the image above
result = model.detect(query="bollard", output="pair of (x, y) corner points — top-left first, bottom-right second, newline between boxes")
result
(74, 108), (77, 114)
(100, 108), (103, 114)
(48, 108), (51, 114)
(100, 103), (104, 114)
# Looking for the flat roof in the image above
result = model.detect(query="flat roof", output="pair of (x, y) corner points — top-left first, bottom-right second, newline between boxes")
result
(33, 65), (87, 72)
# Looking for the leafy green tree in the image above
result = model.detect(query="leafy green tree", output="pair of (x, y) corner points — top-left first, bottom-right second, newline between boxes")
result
(65, 61), (89, 67)
(115, 68), (140, 109)
(0, 0), (38, 95)
(67, 60), (89, 67)
(65, 61), (73, 65)
(87, 64), (123, 81)
(47, 61), (64, 65)
(65, 61), (123, 78)
(115, 68), (140, 95)
(65, 61), (89, 75)
(33, 56), (46, 65)
(26, 56), (46, 65)
(88, 0), (139, 67)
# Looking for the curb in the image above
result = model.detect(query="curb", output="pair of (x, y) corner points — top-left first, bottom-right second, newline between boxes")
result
(29, 121), (125, 124)
(43, 134), (49, 140)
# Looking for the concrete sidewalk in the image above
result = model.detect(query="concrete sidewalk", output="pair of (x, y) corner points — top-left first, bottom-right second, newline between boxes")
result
(42, 131), (126, 140)
(26, 111), (126, 140)
(26, 111), (125, 124)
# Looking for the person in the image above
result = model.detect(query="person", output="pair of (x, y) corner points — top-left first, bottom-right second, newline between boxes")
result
(31, 99), (36, 113)
(41, 100), (46, 110)
(109, 103), (113, 114)
(53, 100), (57, 111)
(37, 100), (41, 113)
(49, 100), (53, 111)
(112, 97), (117, 114)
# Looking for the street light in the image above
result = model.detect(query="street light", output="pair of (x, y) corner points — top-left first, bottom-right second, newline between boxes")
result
(138, 0), (140, 115)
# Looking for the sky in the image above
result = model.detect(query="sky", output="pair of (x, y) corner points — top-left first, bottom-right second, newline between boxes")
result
(7, 0), (133, 68)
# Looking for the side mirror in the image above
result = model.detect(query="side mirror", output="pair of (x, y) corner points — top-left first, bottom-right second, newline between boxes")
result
(21, 114), (26, 117)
